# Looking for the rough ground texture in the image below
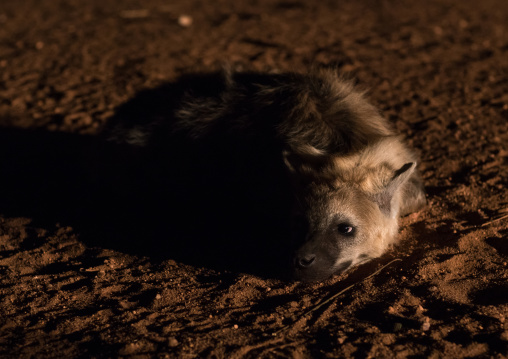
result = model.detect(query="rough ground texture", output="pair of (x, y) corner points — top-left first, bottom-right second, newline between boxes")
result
(1, 0), (508, 357)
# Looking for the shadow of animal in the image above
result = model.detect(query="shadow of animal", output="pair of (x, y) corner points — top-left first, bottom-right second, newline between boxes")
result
(0, 125), (294, 278)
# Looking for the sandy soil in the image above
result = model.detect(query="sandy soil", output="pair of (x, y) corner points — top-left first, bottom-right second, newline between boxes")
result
(1, 0), (507, 357)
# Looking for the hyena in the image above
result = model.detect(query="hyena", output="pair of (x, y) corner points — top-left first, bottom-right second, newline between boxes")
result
(104, 68), (426, 281)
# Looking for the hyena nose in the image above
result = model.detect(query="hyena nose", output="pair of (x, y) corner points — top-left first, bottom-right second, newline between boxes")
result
(296, 254), (316, 268)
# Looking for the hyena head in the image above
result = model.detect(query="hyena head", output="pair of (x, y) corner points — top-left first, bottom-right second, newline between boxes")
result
(287, 150), (417, 282)
(273, 69), (425, 281)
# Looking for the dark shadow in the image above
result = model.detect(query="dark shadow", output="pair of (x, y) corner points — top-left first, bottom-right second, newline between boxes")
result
(457, 211), (486, 227)
(0, 72), (298, 280)
(408, 286), (474, 318)
(472, 283), (508, 306)
(486, 236), (508, 256)
(354, 301), (420, 332)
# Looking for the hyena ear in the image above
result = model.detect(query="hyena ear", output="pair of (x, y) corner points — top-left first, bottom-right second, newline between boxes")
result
(282, 145), (328, 173)
(283, 147), (330, 189)
(399, 168), (427, 216)
(373, 162), (416, 217)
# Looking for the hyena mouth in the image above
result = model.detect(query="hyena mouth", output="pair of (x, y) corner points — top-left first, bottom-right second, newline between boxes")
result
(334, 260), (353, 272)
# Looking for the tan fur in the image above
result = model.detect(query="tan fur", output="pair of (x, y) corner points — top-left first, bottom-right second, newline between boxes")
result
(330, 136), (417, 192)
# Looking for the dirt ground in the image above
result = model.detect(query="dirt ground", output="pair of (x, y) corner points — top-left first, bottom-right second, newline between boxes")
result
(1, 0), (508, 357)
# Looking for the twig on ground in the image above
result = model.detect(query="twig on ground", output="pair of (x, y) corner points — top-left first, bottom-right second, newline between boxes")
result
(273, 258), (402, 335)
(481, 213), (508, 227)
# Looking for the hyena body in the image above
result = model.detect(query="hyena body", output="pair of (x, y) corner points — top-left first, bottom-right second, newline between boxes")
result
(105, 69), (426, 281)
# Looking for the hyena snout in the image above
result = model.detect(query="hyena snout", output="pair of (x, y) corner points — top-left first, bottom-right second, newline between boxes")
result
(294, 253), (316, 269)
(292, 237), (347, 281)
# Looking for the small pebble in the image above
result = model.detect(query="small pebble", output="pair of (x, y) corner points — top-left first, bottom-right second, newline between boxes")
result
(500, 331), (508, 341)
(168, 337), (179, 347)
(233, 324), (239, 329)
(178, 15), (192, 27)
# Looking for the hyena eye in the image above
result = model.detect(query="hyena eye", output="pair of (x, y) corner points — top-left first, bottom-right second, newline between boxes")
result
(337, 223), (355, 236)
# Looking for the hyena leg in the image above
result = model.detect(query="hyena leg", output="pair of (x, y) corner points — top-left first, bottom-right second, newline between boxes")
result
(399, 169), (427, 216)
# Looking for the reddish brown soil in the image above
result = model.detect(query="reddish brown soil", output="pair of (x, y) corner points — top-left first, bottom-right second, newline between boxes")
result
(1, 0), (508, 357)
